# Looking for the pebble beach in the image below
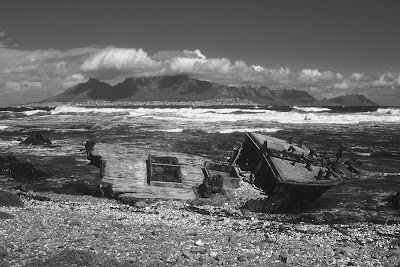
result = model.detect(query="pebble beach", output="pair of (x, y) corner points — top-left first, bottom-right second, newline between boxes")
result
(1, 191), (400, 267)
(1, 105), (400, 266)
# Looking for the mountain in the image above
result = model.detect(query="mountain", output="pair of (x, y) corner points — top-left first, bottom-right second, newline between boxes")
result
(40, 75), (378, 106)
(43, 78), (113, 102)
(327, 94), (379, 106)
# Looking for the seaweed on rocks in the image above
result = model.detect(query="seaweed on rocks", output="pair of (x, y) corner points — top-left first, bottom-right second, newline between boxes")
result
(20, 133), (52, 146)
(0, 211), (14, 220)
(0, 155), (50, 182)
(0, 189), (24, 207)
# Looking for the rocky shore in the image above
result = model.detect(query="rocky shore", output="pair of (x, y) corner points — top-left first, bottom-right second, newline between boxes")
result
(1, 189), (400, 267)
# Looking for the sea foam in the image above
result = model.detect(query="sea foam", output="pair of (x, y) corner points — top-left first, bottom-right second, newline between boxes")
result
(51, 106), (130, 114)
(51, 106), (400, 124)
(23, 110), (47, 116)
(293, 106), (331, 112)
(376, 108), (400, 116)
(212, 128), (282, 134)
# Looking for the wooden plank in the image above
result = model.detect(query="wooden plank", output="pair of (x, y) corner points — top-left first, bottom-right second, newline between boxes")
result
(151, 162), (180, 167)
(270, 157), (340, 184)
(119, 187), (196, 200)
(251, 132), (310, 155)
(91, 143), (206, 200)
(147, 154), (152, 184)
(149, 181), (183, 188)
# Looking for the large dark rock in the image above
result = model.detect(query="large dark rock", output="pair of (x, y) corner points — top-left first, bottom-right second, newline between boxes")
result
(58, 180), (102, 196)
(0, 211), (14, 220)
(0, 155), (50, 182)
(20, 133), (52, 146)
(389, 191), (400, 209)
(0, 190), (24, 207)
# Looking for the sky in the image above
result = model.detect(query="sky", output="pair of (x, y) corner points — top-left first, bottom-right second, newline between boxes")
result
(0, 0), (399, 106)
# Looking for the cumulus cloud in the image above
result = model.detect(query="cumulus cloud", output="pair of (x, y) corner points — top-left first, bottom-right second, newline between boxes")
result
(1, 44), (400, 106)
(62, 73), (86, 88)
(80, 47), (297, 87)
(5, 81), (43, 92)
(0, 46), (97, 105)
(151, 49), (205, 61)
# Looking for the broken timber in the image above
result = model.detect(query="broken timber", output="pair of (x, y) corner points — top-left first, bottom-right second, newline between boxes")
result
(91, 143), (207, 201)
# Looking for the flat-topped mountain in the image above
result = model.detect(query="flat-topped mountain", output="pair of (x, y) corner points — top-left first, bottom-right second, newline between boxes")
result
(41, 75), (378, 106)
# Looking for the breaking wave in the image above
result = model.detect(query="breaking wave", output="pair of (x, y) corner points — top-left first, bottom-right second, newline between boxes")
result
(211, 128), (282, 134)
(23, 109), (48, 116)
(51, 106), (130, 115)
(45, 105), (400, 125)
(376, 108), (400, 116)
(293, 106), (331, 112)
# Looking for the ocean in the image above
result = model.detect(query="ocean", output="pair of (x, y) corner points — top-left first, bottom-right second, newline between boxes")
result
(1, 104), (400, 219)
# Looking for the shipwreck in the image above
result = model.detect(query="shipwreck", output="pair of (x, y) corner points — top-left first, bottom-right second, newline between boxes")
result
(200, 132), (361, 211)
(86, 132), (360, 211)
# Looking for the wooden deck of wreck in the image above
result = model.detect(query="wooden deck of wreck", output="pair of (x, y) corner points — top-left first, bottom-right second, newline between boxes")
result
(248, 133), (342, 186)
(94, 143), (207, 200)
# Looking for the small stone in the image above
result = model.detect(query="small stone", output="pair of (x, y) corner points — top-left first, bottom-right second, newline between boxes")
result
(209, 251), (218, 258)
(126, 256), (137, 262)
(186, 231), (198, 236)
(135, 201), (147, 208)
(0, 246), (8, 257)
(182, 250), (191, 259)
(279, 252), (288, 263)
(248, 253), (257, 260)
(0, 212), (14, 220)
(341, 246), (356, 256)
(5, 243), (15, 250)
(195, 239), (203, 246)
(113, 223), (125, 229)
(165, 256), (176, 263)
(190, 247), (207, 254)
(151, 230), (160, 236)
(286, 255), (297, 264)
(0, 259), (10, 267)
(269, 253), (280, 261)
(198, 256), (205, 264)
(238, 255), (247, 261)
(68, 220), (82, 227)
(228, 236), (237, 243)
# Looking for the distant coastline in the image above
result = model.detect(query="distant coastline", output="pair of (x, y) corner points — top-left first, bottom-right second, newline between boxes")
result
(36, 75), (380, 107)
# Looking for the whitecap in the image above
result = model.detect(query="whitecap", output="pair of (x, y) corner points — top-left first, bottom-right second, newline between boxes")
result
(51, 106), (130, 114)
(293, 106), (331, 112)
(210, 128), (282, 134)
(23, 110), (47, 116)
(376, 108), (400, 116)
(353, 152), (372, 157)
(54, 106), (400, 125)
(144, 128), (184, 133)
